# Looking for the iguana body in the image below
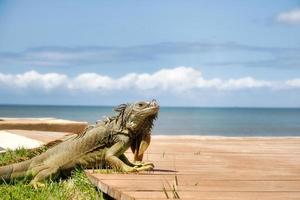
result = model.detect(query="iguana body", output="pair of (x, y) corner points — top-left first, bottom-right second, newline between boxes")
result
(0, 100), (159, 188)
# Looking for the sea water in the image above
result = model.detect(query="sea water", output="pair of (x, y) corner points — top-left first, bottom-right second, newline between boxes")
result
(0, 105), (300, 136)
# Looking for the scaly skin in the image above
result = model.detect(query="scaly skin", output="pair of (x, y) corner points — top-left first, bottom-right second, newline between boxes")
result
(0, 100), (159, 188)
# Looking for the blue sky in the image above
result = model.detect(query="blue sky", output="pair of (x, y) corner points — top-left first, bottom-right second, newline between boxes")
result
(0, 0), (300, 107)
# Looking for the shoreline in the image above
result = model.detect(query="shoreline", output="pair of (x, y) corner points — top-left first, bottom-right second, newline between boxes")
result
(152, 134), (300, 139)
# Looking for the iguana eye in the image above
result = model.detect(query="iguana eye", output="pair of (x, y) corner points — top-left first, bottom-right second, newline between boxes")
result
(137, 102), (146, 107)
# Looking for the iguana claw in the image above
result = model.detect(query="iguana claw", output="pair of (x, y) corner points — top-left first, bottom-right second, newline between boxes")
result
(132, 162), (154, 171)
(30, 181), (46, 189)
(134, 161), (154, 168)
(141, 162), (155, 168)
(134, 164), (154, 171)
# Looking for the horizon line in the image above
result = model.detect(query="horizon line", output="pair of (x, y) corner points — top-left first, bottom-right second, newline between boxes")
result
(0, 103), (299, 109)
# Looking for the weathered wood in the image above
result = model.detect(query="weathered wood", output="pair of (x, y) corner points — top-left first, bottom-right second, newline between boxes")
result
(0, 118), (88, 134)
(86, 136), (300, 200)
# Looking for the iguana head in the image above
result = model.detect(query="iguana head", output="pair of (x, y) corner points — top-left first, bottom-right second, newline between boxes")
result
(115, 99), (159, 132)
(114, 99), (159, 161)
(126, 100), (159, 131)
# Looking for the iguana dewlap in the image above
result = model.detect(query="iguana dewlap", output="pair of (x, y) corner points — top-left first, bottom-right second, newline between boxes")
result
(0, 100), (159, 188)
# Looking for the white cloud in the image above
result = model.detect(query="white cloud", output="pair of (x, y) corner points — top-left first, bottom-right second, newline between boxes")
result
(276, 8), (300, 25)
(134, 67), (201, 90)
(217, 77), (272, 90)
(285, 79), (300, 88)
(0, 67), (299, 93)
(69, 73), (114, 91)
(0, 70), (67, 90)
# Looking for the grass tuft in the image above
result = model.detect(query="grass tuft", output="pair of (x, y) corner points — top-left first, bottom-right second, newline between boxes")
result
(0, 147), (46, 166)
(0, 147), (104, 200)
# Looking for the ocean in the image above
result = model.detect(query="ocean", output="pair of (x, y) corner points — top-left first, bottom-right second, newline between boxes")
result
(0, 105), (300, 136)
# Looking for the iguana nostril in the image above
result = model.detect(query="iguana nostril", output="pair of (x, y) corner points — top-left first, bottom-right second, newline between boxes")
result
(150, 99), (157, 107)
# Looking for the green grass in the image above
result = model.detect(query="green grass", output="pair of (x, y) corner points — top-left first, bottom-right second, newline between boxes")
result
(0, 148), (104, 200)
(0, 148), (44, 166)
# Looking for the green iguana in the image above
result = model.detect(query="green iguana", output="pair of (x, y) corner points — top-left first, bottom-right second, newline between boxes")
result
(0, 100), (159, 188)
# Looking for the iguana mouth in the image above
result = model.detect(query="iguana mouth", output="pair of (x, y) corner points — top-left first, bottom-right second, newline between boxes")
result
(138, 99), (159, 115)
(149, 100), (159, 111)
(150, 99), (159, 109)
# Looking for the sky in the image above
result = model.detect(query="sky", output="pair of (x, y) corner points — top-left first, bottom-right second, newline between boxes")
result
(0, 0), (300, 107)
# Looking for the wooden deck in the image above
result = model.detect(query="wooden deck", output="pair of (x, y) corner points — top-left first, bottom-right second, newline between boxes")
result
(0, 117), (87, 134)
(86, 136), (300, 200)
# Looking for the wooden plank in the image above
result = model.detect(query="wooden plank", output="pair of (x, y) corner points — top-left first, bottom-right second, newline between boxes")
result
(97, 179), (300, 192)
(129, 191), (300, 200)
(88, 171), (300, 181)
(0, 118), (88, 134)
(86, 136), (300, 200)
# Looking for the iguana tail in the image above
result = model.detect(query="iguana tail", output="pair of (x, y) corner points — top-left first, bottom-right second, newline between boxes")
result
(0, 159), (31, 180)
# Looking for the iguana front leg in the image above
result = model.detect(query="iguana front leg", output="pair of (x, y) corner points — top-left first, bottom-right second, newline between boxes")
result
(119, 154), (154, 168)
(105, 141), (153, 172)
(29, 166), (59, 189)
